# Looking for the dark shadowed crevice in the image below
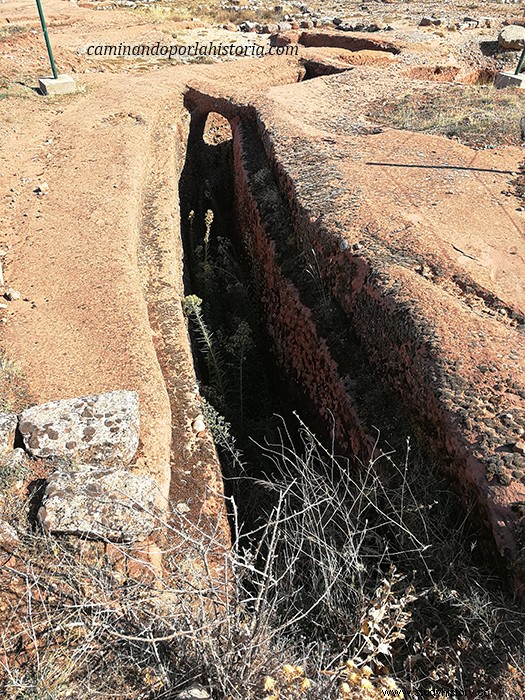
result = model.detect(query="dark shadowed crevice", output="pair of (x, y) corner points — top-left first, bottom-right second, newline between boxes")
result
(174, 95), (525, 696)
(177, 104), (492, 568)
(178, 112), (299, 513)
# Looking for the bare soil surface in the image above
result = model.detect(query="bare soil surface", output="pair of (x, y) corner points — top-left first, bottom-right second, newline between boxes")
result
(1, 0), (525, 543)
(1, 1), (525, 682)
(0, 0), (300, 507)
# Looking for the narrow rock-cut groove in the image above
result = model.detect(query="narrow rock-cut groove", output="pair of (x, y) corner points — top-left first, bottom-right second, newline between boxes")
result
(175, 93), (525, 693)
(179, 86), (525, 614)
(178, 111), (299, 520)
(298, 31), (401, 55)
(300, 58), (353, 80)
(177, 99), (504, 577)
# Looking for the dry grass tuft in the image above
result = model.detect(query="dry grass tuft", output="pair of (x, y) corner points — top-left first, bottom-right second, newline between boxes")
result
(0, 26), (28, 42)
(368, 85), (525, 148)
(0, 351), (30, 413)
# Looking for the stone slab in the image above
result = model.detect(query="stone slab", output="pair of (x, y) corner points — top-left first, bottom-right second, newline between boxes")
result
(39, 467), (158, 542)
(498, 25), (525, 51)
(38, 74), (77, 96)
(495, 71), (525, 89)
(19, 390), (140, 464)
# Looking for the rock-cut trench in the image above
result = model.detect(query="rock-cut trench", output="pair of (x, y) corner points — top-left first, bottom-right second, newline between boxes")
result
(175, 85), (525, 601)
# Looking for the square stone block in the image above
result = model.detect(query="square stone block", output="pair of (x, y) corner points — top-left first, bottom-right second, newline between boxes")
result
(495, 71), (525, 89)
(38, 74), (77, 96)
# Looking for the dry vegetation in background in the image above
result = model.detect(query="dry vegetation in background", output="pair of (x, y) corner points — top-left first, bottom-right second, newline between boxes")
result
(368, 84), (525, 148)
(135, 1), (289, 25)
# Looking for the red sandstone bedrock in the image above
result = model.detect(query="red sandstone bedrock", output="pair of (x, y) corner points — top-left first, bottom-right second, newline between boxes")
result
(298, 30), (401, 55)
(248, 123), (525, 597)
(183, 81), (525, 598)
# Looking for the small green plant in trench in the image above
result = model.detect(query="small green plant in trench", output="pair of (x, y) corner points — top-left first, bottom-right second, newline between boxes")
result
(183, 294), (227, 408)
(183, 208), (269, 445)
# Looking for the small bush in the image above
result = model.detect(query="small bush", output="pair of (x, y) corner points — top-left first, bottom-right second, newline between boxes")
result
(0, 26), (28, 42)
(0, 423), (419, 698)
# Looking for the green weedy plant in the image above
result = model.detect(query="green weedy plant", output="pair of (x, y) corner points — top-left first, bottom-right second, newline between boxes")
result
(200, 397), (245, 480)
(203, 209), (214, 265)
(185, 208), (273, 442)
(183, 294), (227, 409)
(224, 319), (254, 431)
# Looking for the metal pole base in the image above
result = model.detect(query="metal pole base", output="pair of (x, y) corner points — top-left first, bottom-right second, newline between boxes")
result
(38, 74), (77, 96)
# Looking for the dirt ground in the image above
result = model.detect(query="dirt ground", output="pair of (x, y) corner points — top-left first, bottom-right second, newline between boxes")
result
(0, 0), (302, 508)
(1, 0), (525, 537)
(1, 0), (525, 697)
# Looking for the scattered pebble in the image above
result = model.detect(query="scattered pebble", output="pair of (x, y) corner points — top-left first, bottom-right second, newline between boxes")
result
(34, 182), (49, 195)
(513, 441), (525, 456)
(4, 288), (21, 301)
(192, 415), (206, 433)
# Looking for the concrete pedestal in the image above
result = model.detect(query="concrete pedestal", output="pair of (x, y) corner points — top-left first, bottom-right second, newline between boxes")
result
(495, 71), (525, 89)
(38, 74), (77, 96)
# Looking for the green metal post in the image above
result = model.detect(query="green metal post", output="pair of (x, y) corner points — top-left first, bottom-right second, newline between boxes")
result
(35, 0), (58, 79)
(515, 46), (525, 76)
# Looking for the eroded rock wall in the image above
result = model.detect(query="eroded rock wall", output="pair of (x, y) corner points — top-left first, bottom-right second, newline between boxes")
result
(231, 115), (373, 460)
(184, 86), (525, 598)
(254, 119), (525, 596)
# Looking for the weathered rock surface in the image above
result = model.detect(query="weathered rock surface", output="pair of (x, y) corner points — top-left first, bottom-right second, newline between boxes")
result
(19, 390), (139, 464)
(499, 25), (525, 50)
(0, 448), (28, 484)
(503, 18), (525, 28)
(270, 32), (297, 47)
(184, 67), (525, 597)
(175, 684), (211, 700)
(0, 413), (17, 457)
(39, 467), (158, 541)
(0, 520), (19, 548)
(299, 30), (401, 55)
(419, 16), (442, 27)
